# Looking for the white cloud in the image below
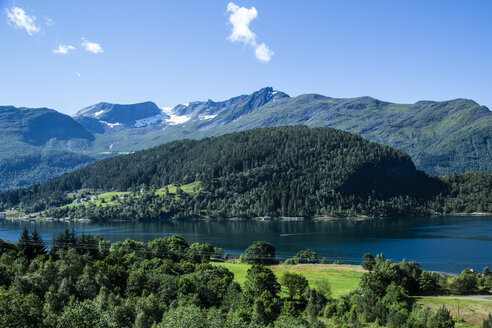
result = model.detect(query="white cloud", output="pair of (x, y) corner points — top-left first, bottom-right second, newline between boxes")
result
(254, 43), (274, 63)
(227, 2), (257, 44)
(81, 37), (104, 54)
(5, 7), (40, 35)
(44, 16), (55, 26)
(226, 2), (274, 62)
(53, 44), (76, 55)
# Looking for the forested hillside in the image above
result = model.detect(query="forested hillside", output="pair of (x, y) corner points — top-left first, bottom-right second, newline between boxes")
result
(0, 106), (98, 191)
(1, 126), (490, 220)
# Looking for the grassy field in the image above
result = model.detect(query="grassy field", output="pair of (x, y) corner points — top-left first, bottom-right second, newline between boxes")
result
(62, 191), (129, 208)
(60, 182), (202, 210)
(214, 262), (365, 298)
(155, 181), (202, 195)
(416, 297), (492, 328)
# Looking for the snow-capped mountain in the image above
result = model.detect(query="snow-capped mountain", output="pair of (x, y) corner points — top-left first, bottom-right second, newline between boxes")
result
(75, 101), (169, 127)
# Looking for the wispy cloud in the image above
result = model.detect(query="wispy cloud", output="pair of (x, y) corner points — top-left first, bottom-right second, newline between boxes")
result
(5, 6), (40, 35)
(81, 37), (103, 54)
(75, 72), (81, 77)
(53, 44), (76, 55)
(43, 16), (55, 26)
(226, 2), (273, 62)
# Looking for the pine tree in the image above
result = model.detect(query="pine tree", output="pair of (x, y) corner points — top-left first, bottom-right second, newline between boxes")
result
(31, 228), (47, 257)
(18, 226), (33, 259)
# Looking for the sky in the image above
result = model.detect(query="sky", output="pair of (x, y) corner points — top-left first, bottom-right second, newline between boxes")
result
(1, 0), (492, 115)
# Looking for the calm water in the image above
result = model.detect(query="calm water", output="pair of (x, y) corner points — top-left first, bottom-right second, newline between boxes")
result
(1, 216), (491, 273)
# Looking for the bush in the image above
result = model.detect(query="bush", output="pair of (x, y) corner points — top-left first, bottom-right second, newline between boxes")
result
(482, 314), (492, 328)
(428, 305), (455, 328)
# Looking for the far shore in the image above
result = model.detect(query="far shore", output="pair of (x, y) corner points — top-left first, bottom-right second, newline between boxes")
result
(2, 211), (491, 224)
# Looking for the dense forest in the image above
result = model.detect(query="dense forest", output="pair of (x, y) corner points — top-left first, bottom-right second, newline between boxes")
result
(0, 126), (491, 220)
(1, 229), (491, 327)
(0, 151), (96, 192)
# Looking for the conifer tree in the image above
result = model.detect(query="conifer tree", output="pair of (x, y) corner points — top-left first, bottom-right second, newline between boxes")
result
(31, 228), (47, 257)
(18, 226), (33, 259)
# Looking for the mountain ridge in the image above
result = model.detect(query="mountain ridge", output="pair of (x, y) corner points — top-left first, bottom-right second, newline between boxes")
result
(0, 87), (490, 191)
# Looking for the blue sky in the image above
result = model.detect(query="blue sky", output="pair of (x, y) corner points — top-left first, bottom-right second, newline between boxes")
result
(1, 0), (492, 114)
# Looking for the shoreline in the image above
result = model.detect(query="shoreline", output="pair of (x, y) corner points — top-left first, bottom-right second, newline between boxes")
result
(2, 211), (492, 224)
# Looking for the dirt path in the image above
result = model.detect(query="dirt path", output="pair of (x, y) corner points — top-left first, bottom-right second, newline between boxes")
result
(424, 295), (492, 302)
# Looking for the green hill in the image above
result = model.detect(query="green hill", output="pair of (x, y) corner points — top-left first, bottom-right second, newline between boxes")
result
(1, 126), (489, 220)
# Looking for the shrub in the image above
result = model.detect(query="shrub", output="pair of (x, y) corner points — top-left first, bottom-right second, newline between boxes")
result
(428, 305), (455, 328)
(482, 314), (492, 328)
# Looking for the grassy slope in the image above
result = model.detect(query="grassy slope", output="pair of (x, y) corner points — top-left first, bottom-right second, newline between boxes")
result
(416, 297), (492, 327)
(155, 181), (202, 195)
(62, 182), (203, 209)
(213, 262), (365, 298)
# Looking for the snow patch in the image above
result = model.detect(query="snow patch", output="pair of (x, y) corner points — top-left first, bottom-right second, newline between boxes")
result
(166, 114), (191, 125)
(161, 107), (191, 125)
(198, 114), (217, 120)
(133, 112), (168, 127)
(101, 121), (120, 128)
(94, 110), (105, 117)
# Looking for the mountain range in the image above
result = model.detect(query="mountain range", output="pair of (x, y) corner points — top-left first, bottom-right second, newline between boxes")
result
(0, 87), (491, 191)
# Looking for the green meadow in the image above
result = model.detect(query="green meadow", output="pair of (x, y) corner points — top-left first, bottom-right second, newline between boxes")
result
(61, 181), (202, 209)
(214, 262), (365, 298)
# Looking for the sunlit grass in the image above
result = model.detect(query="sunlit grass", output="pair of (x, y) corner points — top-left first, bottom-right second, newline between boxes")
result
(60, 181), (202, 209)
(214, 262), (365, 298)
(62, 191), (128, 208)
(416, 297), (492, 327)
(155, 181), (202, 195)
